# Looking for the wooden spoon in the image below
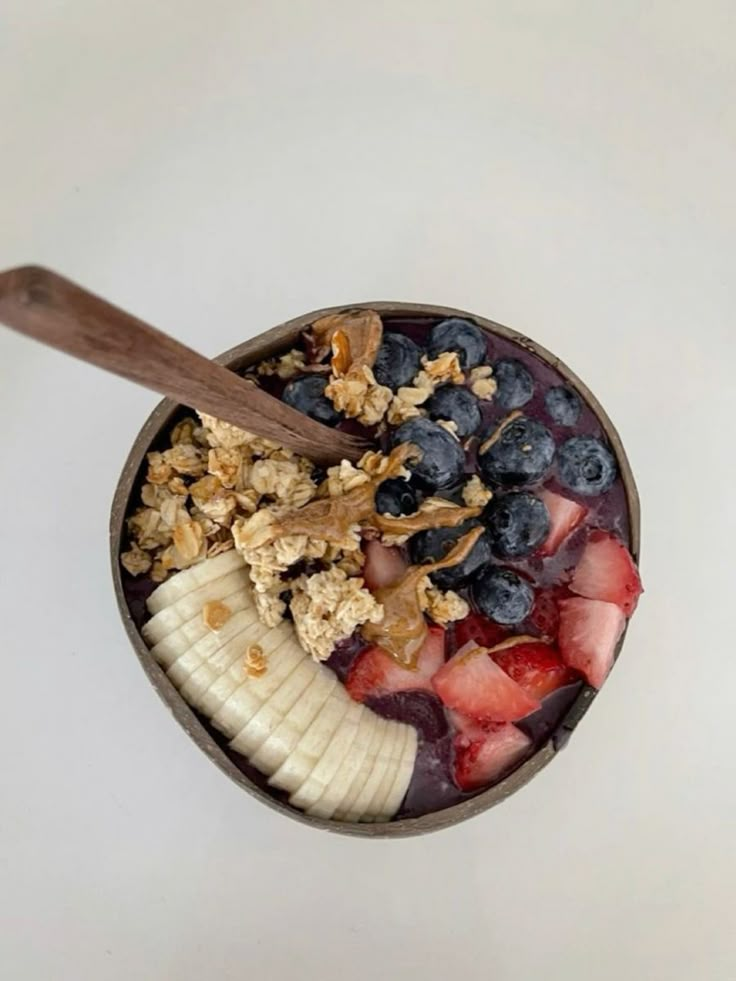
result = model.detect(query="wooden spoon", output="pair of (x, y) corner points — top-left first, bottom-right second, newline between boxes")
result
(0, 265), (369, 465)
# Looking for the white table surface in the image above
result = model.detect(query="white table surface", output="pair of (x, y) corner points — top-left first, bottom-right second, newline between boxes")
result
(1, 3), (734, 979)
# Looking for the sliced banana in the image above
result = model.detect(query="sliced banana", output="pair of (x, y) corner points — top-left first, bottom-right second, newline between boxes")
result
(166, 608), (263, 688)
(143, 568), (250, 646)
(376, 726), (418, 822)
(289, 700), (365, 811)
(152, 586), (253, 670)
(211, 637), (306, 740)
(268, 690), (351, 795)
(332, 718), (388, 821)
(250, 671), (338, 774)
(364, 725), (413, 822)
(228, 658), (320, 758)
(351, 722), (406, 821)
(306, 708), (378, 819)
(147, 550), (246, 614)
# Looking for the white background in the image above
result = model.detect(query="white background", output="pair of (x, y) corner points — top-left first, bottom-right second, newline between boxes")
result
(1, 2), (734, 979)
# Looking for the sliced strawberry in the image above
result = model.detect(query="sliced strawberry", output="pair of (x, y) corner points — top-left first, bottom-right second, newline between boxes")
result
(452, 612), (508, 652)
(363, 539), (408, 591)
(538, 489), (588, 556)
(453, 720), (532, 791)
(528, 585), (569, 640)
(346, 625), (445, 702)
(557, 597), (625, 688)
(432, 644), (540, 722)
(491, 638), (578, 701)
(570, 530), (642, 615)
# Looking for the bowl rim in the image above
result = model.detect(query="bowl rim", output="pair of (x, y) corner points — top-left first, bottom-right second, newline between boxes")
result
(110, 301), (641, 838)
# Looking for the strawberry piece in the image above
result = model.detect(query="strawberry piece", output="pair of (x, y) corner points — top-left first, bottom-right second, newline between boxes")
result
(452, 612), (508, 651)
(363, 539), (408, 591)
(570, 531), (643, 615)
(557, 597), (625, 688)
(453, 720), (532, 791)
(538, 489), (588, 556)
(346, 625), (445, 702)
(491, 638), (578, 701)
(432, 644), (540, 722)
(528, 586), (570, 640)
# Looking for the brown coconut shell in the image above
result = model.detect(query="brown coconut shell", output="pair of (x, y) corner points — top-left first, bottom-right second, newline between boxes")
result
(110, 302), (641, 838)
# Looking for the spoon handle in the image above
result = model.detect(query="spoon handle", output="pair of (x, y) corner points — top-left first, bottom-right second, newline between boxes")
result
(0, 266), (368, 465)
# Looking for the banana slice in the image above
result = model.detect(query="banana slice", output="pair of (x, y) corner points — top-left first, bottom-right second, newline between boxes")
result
(306, 708), (378, 819)
(143, 568), (250, 646)
(147, 550), (246, 614)
(289, 700), (365, 811)
(228, 658), (319, 758)
(268, 690), (351, 794)
(363, 725), (413, 822)
(170, 615), (290, 691)
(250, 671), (338, 774)
(376, 725), (418, 821)
(166, 608), (263, 688)
(332, 718), (388, 821)
(211, 638), (306, 740)
(152, 586), (253, 670)
(342, 722), (402, 822)
(196, 625), (297, 719)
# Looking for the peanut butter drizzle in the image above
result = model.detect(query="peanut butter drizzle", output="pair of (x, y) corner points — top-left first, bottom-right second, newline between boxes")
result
(270, 443), (417, 542)
(307, 309), (383, 370)
(361, 527), (484, 667)
(478, 410), (523, 455)
(371, 503), (481, 537)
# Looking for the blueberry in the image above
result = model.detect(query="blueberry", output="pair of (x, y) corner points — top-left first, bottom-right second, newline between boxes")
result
(472, 567), (534, 625)
(545, 386), (582, 427)
(392, 417), (466, 490)
(426, 385), (482, 438)
(375, 478), (421, 517)
(493, 358), (534, 409)
(282, 375), (340, 425)
(477, 415), (555, 488)
(427, 318), (487, 369)
(373, 333), (422, 390)
(484, 492), (550, 558)
(557, 435), (617, 496)
(409, 520), (493, 590)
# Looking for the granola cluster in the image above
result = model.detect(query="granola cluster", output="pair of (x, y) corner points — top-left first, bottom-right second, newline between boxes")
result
(121, 413), (317, 583)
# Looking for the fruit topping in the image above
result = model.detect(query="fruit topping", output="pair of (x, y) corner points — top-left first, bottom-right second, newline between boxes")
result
(362, 528), (484, 666)
(537, 488), (588, 556)
(570, 531), (642, 615)
(346, 626), (446, 702)
(484, 491), (550, 558)
(545, 385), (582, 427)
(452, 719), (532, 791)
(409, 520), (493, 590)
(472, 567), (535, 625)
(493, 358), (534, 409)
(282, 375), (341, 425)
(557, 435), (617, 496)
(489, 637), (577, 701)
(374, 477), (421, 517)
(528, 586), (569, 640)
(432, 643), (540, 722)
(557, 597), (626, 688)
(477, 413), (555, 488)
(373, 333), (422, 389)
(427, 317), (487, 369)
(363, 540), (408, 591)
(392, 417), (466, 490)
(426, 385), (482, 437)
(452, 612), (508, 651)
